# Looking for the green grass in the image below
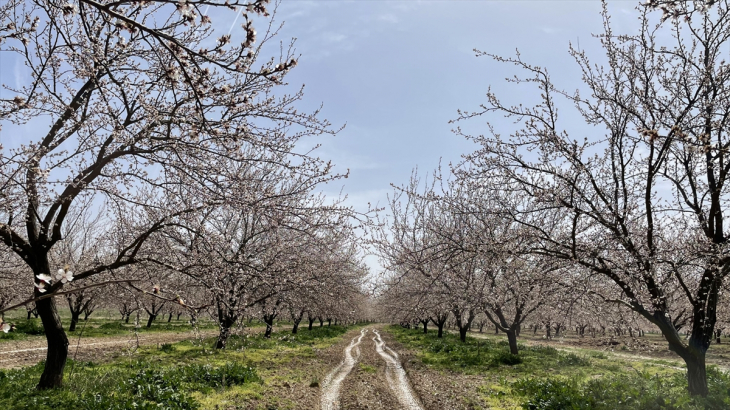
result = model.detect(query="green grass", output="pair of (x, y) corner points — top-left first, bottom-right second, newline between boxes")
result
(390, 325), (730, 410)
(0, 325), (352, 409)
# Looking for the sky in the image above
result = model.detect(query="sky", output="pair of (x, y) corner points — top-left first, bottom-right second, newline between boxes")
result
(257, 0), (646, 272)
(0, 0), (652, 273)
(261, 0), (643, 210)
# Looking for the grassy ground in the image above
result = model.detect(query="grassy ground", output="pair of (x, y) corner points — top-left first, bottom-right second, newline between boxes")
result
(390, 326), (730, 410)
(0, 308), (277, 342)
(0, 324), (353, 410)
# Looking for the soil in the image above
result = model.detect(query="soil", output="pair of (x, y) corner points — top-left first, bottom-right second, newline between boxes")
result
(0, 330), (218, 369)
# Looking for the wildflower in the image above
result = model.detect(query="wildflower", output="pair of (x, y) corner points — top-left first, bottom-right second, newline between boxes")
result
(153, 284), (160, 294)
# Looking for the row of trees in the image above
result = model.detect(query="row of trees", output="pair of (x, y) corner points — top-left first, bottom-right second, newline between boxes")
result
(0, 0), (368, 390)
(373, 0), (730, 397)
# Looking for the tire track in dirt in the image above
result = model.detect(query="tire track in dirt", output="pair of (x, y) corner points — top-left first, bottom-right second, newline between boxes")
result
(320, 328), (368, 410)
(372, 329), (423, 410)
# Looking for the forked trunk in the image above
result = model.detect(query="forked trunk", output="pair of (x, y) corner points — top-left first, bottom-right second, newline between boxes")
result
(36, 297), (69, 389)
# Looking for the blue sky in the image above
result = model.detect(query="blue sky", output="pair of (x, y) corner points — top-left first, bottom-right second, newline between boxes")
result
(265, 0), (643, 212)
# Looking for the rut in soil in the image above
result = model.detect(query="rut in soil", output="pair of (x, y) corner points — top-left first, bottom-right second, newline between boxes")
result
(320, 328), (368, 410)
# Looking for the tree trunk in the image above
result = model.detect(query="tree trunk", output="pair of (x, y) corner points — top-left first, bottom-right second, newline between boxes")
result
(437, 323), (444, 338)
(264, 316), (275, 338)
(686, 353), (709, 397)
(167, 312), (172, 323)
(459, 326), (468, 342)
(292, 322), (300, 334)
(319, 318), (323, 327)
(27, 310), (32, 320)
(146, 314), (156, 328)
(506, 329), (519, 355)
(215, 317), (235, 349)
(68, 311), (80, 332)
(36, 296), (69, 389)
(308, 318), (314, 330)
(327, 318), (332, 326)
(124, 313), (131, 324)
(421, 320), (428, 333)
(495, 324), (499, 334)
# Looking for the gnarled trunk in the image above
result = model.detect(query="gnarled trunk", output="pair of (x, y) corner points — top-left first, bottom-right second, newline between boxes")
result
(215, 316), (236, 349)
(264, 315), (275, 338)
(36, 296), (69, 389)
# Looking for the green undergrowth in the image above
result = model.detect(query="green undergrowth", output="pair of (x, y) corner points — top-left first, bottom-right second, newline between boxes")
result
(390, 325), (730, 410)
(0, 325), (352, 409)
(514, 369), (730, 410)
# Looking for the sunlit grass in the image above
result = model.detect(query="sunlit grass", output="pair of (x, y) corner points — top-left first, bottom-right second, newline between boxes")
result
(390, 325), (730, 410)
(0, 325), (353, 409)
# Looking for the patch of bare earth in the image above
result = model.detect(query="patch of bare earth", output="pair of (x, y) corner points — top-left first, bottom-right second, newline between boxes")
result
(377, 330), (486, 410)
(0, 330), (218, 369)
(336, 327), (405, 410)
(229, 327), (371, 410)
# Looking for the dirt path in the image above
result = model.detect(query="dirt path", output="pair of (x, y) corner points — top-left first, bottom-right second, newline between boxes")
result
(372, 329), (423, 410)
(322, 326), (423, 410)
(320, 328), (368, 410)
(0, 329), (218, 369)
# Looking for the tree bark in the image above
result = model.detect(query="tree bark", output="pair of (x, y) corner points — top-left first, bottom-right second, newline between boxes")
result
(506, 329), (519, 355)
(146, 314), (156, 328)
(264, 315), (275, 338)
(308, 317), (315, 330)
(685, 352), (709, 397)
(68, 311), (80, 332)
(459, 326), (468, 342)
(36, 296), (69, 389)
(215, 317), (235, 349)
